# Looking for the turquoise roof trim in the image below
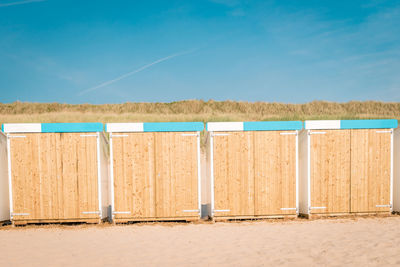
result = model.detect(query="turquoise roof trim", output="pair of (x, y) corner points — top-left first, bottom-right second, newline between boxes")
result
(340, 119), (398, 129)
(41, 123), (103, 133)
(243, 121), (303, 131)
(143, 122), (204, 132)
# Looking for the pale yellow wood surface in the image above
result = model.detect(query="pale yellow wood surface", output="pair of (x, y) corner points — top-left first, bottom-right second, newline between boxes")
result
(155, 132), (199, 218)
(59, 133), (98, 219)
(112, 132), (199, 220)
(10, 134), (39, 221)
(254, 131), (297, 215)
(310, 130), (351, 214)
(350, 129), (391, 212)
(112, 133), (156, 219)
(10, 133), (99, 222)
(213, 132), (255, 217)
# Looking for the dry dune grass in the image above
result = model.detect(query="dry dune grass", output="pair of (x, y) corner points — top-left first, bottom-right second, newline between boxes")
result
(0, 100), (399, 124)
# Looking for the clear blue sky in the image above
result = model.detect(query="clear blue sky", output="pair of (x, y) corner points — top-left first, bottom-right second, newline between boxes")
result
(0, 0), (399, 104)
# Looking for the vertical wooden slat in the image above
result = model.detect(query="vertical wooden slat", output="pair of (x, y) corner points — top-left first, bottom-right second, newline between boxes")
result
(112, 135), (124, 217)
(31, 134), (40, 219)
(79, 134), (98, 218)
(60, 133), (76, 218)
(38, 134), (58, 220)
(155, 132), (171, 217)
(56, 133), (63, 220)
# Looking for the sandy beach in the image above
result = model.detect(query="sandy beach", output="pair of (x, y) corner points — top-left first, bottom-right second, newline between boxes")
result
(1, 216), (400, 266)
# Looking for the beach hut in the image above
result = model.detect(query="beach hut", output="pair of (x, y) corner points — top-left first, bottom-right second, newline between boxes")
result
(1, 123), (108, 225)
(206, 121), (303, 220)
(106, 122), (203, 223)
(299, 119), (398, 217)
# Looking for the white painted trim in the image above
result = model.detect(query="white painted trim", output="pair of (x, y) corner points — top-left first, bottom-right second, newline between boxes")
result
(212, 133), (230, 136)
(182, 133), (198, 136)
(7, 135), (13, 221)
(112, 134), (129, 137)
(376, 204), (391, 208)
(112, 211), (131, 214)
(80, 134), (97, 137)
(197, 132), (201, 216)
(280, 132), (297, 135)
(377, 130), (392, 133)
(307, 131), (311, 214)
(210, 133), (215, 217)
(214, 209), (230, 212)
(391, 129), (394, 212)
(310, 206), (327, 210)
(305, 120), (340, 130)
(183, 209), (200, 213)
(12, 213), (29, 216)
(96, 133), (102, 219)
(309, 131), (327, 135)
(109, 133), (115, 221)
(296, 131), (300, 215)
(3, 123), (41, 133)
(106, 123), (144, 133)
(207, 122), (243, 132)
(82, 211), (100, 214)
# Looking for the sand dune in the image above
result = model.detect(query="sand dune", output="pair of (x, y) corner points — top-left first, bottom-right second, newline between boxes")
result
(1, 217), (400, 266)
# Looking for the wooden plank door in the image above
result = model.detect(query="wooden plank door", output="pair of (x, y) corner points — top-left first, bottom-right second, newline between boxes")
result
(310, 130), (351, 214)
(155, 132), (199, 218)
(58, 133), (99, 220)
(112, 133), (156, 219)
(10, 133), (60, 221)
(350, 129), (391, 212)
(213, 132), (254, 217)
(254, 131), (297, 216)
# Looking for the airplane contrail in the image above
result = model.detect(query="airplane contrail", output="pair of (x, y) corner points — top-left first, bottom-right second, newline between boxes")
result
(0, 0), (46, 7)
(79, 49), (196, 96)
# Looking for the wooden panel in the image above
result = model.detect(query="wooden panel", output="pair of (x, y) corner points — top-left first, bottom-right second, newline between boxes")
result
(10, 134), (40, 221)
(351, 129), (391, 212)
(38, 134), (60, 220)
(254, 131), (297, 215)
(310, 130), (351, 214)
(59, 133), (99, 219)
(213, 132), (254, 217)
(155, 132), (199, 218)
(10, 133), (99, 222)
(112, 133), (156, 219)
(10, 134), (61, 221)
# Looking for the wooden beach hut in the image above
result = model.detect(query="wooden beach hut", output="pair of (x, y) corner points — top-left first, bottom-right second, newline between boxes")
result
(299, 119), (398, 217)
(206, 121), (303, 220)
(2, 123), (109, 225)
(106, 122), (203, 223)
